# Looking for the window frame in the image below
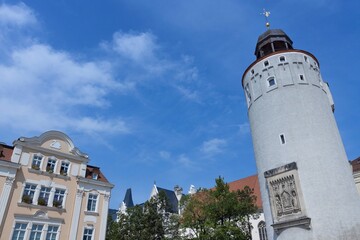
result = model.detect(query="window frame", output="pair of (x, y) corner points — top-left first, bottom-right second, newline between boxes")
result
(87, 193), (98, 212)
(258, 221), (268, 240)
(11, 222), (28, 240)
(83, 227), (94, 240)
(46, 158), (57, 173)
(31, 154), (43, 170)
(29, 224), (44, 240)
(22, 183), (37, 204)
(46, 225), (59, 240)
(53, 189), (66, 208)
(267, 77), (276, 87)
(60, 161), (70, 176)
(39, 186), (51, 206)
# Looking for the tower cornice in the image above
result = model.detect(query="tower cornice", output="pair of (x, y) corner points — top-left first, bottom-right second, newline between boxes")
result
(241, 49), (320, 88)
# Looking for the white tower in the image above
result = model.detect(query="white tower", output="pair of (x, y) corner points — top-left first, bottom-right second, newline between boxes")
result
(242, 29), (360, 239)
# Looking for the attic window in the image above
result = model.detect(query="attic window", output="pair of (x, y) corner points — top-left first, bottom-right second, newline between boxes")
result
(279, 56), (286, 62)
(264, 61), (269, 67)
(92, 173), (98, 180)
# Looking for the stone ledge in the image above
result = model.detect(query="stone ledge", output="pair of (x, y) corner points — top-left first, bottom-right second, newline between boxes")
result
(17, 202), (66, 213)
(272, 216), (311, 234)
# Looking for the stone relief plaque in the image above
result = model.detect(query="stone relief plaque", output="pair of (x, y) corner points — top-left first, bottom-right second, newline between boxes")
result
(264, 162), (311, 233)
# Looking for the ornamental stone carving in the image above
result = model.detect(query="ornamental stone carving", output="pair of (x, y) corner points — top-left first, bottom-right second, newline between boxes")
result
(5, 177), (15, 186)
(264, 162), (310, 233)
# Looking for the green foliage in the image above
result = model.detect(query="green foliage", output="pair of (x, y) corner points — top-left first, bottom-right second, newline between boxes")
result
(180, 177), (258, 240)
(106, 191), (181, 240)
(106, 177), (258, 240)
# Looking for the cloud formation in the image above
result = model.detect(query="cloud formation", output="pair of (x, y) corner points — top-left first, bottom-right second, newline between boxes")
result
(201, 138), (227, 156)
(0, 3), (36, 27)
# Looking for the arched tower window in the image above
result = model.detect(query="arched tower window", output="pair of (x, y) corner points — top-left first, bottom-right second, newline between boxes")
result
(258, 221), (268, 240)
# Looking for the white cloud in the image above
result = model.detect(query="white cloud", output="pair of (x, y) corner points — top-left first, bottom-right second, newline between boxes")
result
(0, 3), (36, 27)
(0, 43), (131, 135)
(176, 86), (200, 102)
(178, 154), (194, 168)
(107, 31), (157, 63)
(159, 151), (171, 160)
(201, 138), (227, 155)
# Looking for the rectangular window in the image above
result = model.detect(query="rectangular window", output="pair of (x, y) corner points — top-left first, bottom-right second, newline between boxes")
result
(22, 184), (36, 204)
(264, 60), (269, 67)
(11, 223), (27, 240)
(46, 225), (59, 240)
(32, 155), (42, 170)
(47, 159), (56, 173)
(92, 173), (98, 180)
(299, 74), (304, 81)
(268, 77), (276, 87)
(39, 187), (51, 206)
(53, 189), (65, 208)
(87, 194), (98, 212)
(29, 224), (43, 240)
(83, 228), (94, 240)
(280, 134), (286, 144)
(279, 56), (286, 62)
(60, 162), (69, 176)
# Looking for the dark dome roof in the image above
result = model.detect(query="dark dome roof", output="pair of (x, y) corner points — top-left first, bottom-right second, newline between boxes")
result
(255, 29), (294, 59)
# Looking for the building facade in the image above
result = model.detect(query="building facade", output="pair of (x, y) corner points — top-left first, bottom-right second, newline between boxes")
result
(242, 29), (360, 239)
(0, 131), (113, 240)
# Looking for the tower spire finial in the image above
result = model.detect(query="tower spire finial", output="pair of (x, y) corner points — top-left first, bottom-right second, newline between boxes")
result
(261, 9), (271, 29)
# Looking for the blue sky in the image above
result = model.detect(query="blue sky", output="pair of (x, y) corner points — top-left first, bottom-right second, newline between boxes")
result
(0, 0), (359, 209)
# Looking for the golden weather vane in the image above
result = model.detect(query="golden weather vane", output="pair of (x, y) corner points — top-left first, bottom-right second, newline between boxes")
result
(261, 9), (271, 29)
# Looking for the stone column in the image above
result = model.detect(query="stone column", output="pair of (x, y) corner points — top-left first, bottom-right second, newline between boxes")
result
(69, 189), (84, 239)
(0, 177), (15, 227)
(99, 194), (110, 240)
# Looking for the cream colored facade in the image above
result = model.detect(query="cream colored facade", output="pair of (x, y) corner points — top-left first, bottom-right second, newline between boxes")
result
(0, 131), (113, 240)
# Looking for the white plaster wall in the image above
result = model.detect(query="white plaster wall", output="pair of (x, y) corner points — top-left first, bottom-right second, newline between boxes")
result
(244, 51), (360, 240)
(250, 213), (266, 240)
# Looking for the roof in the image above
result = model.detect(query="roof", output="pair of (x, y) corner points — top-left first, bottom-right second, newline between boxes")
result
(0, 143), (14, 162)
(227, 174), (262, 209)
(351, 157), (360, 173)
(85, 165), (110, 183)
(108, 208), (118, 221)
(156, 187), (179, 213)
(123, 188), (134, 208)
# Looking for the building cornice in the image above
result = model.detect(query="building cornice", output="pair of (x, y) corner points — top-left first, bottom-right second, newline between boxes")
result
(0, 159), (21, 169)
(77, 177), (114, 189)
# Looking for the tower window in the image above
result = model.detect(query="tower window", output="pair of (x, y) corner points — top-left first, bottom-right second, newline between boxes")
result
(251, 69), (255, 75)
(279, 56), (286, 62)
(299, 74), (305, 81)
(304, 56), (308, 62)
(280, 134), (286, 144)
(267, 77), (276, 87)
(245, 83), (251, 103)
(264, 61), (269, 67)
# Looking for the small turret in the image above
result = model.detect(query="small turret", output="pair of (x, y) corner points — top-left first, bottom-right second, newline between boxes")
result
(255, 29), (293, 59)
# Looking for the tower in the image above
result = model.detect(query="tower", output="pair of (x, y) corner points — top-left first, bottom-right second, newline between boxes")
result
(242, 29), (360, 239)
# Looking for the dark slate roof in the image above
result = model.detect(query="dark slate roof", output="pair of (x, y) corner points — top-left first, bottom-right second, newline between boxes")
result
(157, 187), (179, 213)
(123, 188), (134, 208)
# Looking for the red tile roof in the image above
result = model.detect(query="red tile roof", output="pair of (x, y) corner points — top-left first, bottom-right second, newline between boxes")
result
(85, 165), (110, 183)
(227, 174), (262, 209)
(351, 157), (360, 173)
(0, 144), (14, 162)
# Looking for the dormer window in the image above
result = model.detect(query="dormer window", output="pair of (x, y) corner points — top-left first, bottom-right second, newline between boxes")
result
(92, 173), (98, 180)
(279, 56), (286, 62)
(264, 61), (269, 67)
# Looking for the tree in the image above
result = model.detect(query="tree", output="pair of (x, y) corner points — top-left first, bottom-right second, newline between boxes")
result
(181, 177), (258, 240)
(106, 190), (181, 240)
